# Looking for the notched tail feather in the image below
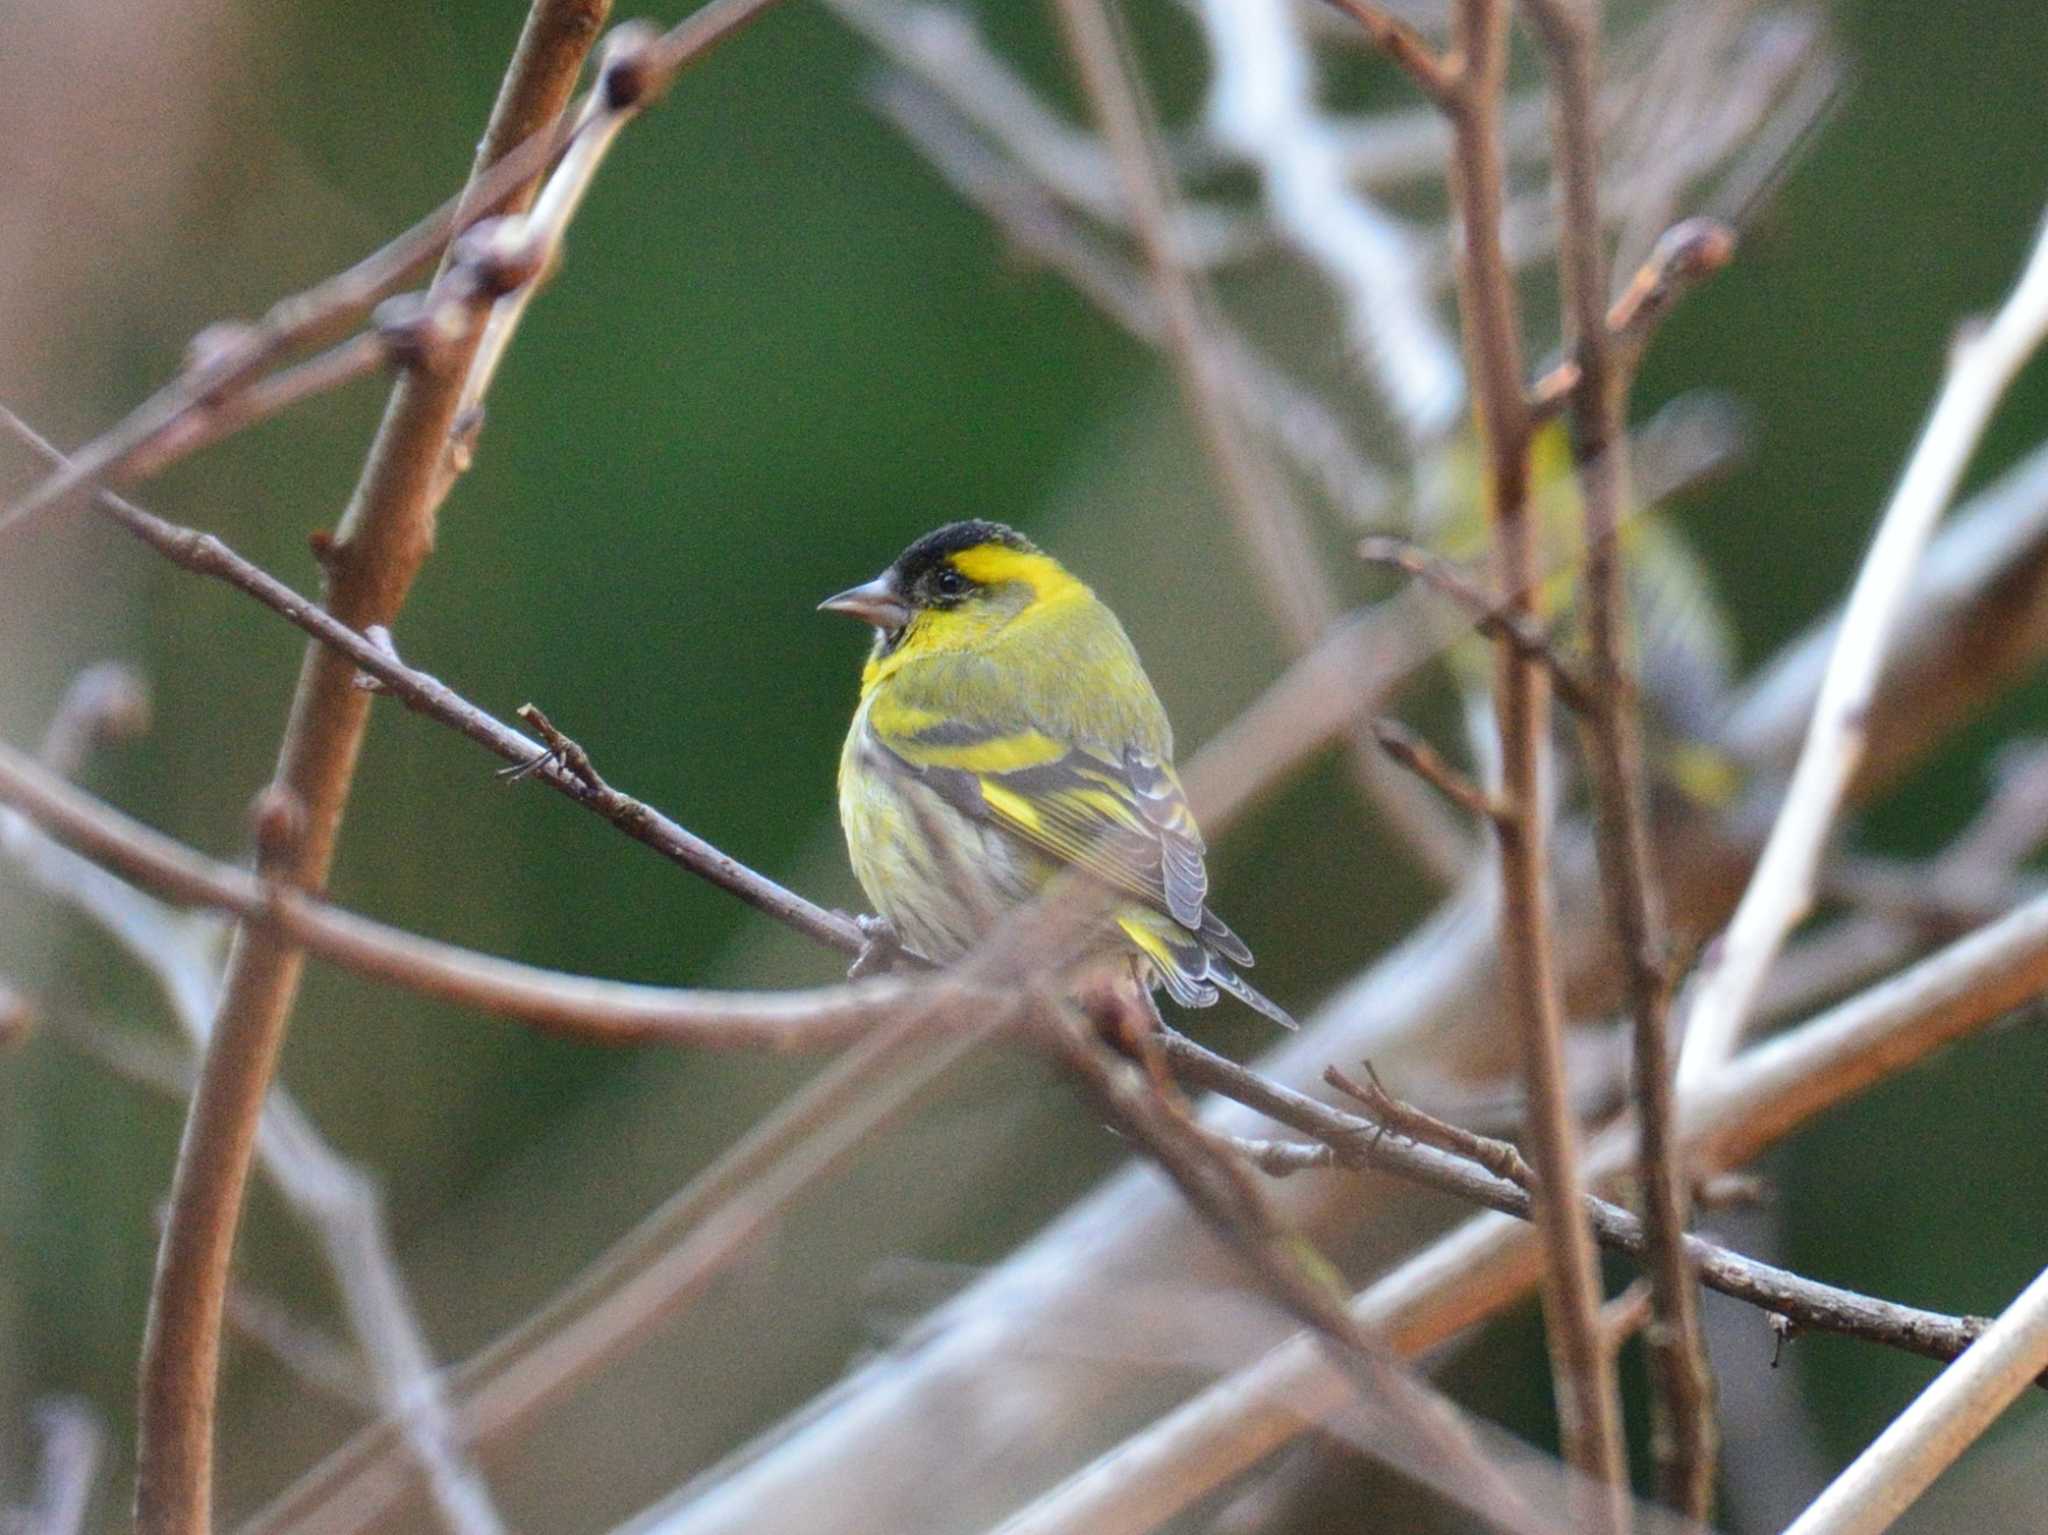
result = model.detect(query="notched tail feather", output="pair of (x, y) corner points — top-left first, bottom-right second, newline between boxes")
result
(1116, 912), (1297, 1030)
(1209, 961), (1298, 1031)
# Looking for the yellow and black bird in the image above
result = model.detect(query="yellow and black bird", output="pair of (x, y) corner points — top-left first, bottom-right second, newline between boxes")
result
(822, 520), (1294, 1030)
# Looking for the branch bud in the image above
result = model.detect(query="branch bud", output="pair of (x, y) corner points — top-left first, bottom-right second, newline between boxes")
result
(450, 216), (546, 302)
(598, 20), (662, 111)
(371, 291), (470, 375)
(183, 320), (258, 377)
(249, 782), (308, 867)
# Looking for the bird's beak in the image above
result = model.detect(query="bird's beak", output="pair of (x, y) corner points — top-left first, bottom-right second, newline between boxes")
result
(818, 574), (911, 631)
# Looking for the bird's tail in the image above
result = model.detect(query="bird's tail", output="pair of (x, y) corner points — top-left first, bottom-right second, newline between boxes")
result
(1209, 960), (1299, 1031)
(1116, 909), (1298, 1030)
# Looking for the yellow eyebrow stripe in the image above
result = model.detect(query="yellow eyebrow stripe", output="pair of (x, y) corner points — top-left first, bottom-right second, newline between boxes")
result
(949, 543), (1085, 603)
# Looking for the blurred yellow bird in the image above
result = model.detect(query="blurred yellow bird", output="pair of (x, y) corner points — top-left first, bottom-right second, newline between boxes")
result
(822, 520), (1294, 1031)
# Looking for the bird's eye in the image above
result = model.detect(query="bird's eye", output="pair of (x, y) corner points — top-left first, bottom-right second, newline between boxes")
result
(934, 568), (969, 598)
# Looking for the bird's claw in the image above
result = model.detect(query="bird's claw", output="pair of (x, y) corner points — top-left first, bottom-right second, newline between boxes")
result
(847, 913), (904, 980)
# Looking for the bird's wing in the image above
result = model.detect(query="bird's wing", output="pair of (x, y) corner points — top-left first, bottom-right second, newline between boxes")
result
(864, 675), (1237, 952)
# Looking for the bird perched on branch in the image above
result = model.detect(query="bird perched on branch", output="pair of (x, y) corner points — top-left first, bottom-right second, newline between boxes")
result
(823, 520), (1295, 1035)
(1419, 403), (1745, 810)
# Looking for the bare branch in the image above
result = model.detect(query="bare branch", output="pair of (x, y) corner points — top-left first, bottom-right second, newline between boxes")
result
(127, 11), (609, 1526)
(1441, 0), (1626, 1502)
(11, 678), (499, 1535)
(0, 0), (791, 537)
(448, 21), (665, 478)
(1372, 720), (1505, 824)
(1677, 208), (2048, 1089)
(1312, 0), (1457, 109)
(1357, 534), (1596, 714)
(1522, 0), (1716, 1510)
(993, 891), (2048, 1535)
(0, 737), (949, 1051)
(1324, 1061), (1532, 1186)
(239, 1019), (974, 1535)
(1170, 1035), (2011, 1381)
(1528, 215), (1737, 418)
(0, 408), (864, 958)
(827, 0), (1258, 268)
(1027, 990), (1560, 1535)
(1780, 1263), (2048, 1535)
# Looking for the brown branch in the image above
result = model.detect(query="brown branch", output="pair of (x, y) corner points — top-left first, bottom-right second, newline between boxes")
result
(1051, 0), (1474, 888)
(0, 409), (863, 959)
(1002, 909), (2048, 1535)
(0, 0), (792, 538)
(1030, 996), (1558, 1535)
(17, 678), (504, 1535)
(0, 738), (946, 1051)
(1521, 0), (1716, 1513)
(1528, 215), (1736, 419)
(1314, 0), (1458, 109)
(1357, 534), (1596, 714)
(1162, 1033), (2024, 1390)
(129, 10), (609, 1530)
(1440, 0), (1626, 1506)
(1324, 1062), (1534, 1186)
(1371, 720), (1505, 823)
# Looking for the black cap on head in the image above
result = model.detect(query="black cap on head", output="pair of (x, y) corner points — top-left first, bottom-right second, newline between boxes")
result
(890, 520), (1036, 585)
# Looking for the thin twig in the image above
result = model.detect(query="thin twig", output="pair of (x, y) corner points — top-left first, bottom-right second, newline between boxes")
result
(1324, 1061), (1533, 1186)
(826, 0), (1259, 268)
(1371, 720), (1504, 824)
(1357, 534), (1596, 714)
(446, 20), (660, 481)
(1439, 0), (1626, 1503)
(239, 1019), (970, 1535)
(1677, 208), (2048, 1090)
(1312, 0), (1457, 109)
(1170, 1036), (2005, 1379)
(0, 408), (863, 957)
(225, 1286), (377, 1412)
(1027, 994), (1558, 1535)
(0, 0), (792, 536)
(1521, 0), (1716, 1511)
(1780, 1262), (2048, 1535)
(1528, 216), (1737, 419)
(1597, 1280), (1655, 1356)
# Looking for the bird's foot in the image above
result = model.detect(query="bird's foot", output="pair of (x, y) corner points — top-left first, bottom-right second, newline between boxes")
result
(846, 913), (904, 980)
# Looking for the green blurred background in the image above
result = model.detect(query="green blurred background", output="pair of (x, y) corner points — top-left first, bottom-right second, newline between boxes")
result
(3, 0), (2047, 1529)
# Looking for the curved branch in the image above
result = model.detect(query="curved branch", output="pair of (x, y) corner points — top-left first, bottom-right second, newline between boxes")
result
(0, 740), (944, 1052)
